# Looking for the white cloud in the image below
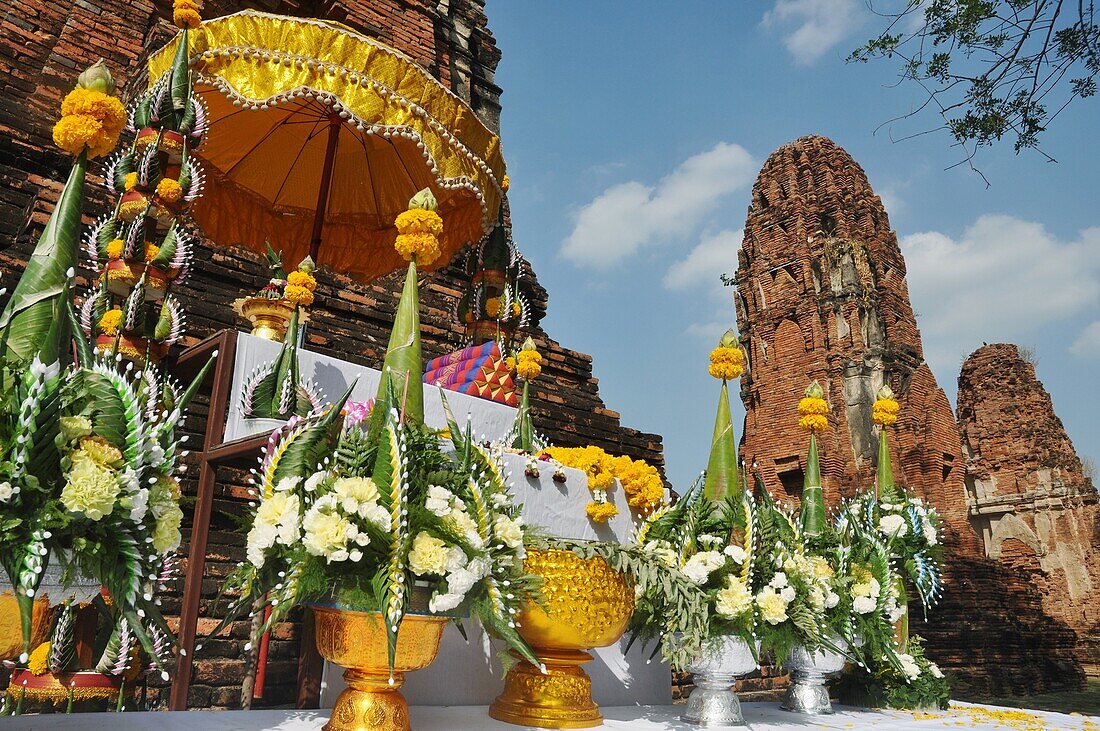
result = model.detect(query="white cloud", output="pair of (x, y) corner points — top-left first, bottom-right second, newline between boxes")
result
(763, 0), (865, 65)
(664, 229), (743, 292)
(560, 143), (756, 268)
(1070, 321), (1100, 359)
(901, 215), (1100, 373)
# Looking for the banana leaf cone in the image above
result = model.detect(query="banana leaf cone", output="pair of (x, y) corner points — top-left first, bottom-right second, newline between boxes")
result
(875, 427), (900, 502)
(370, 260), (423, 436)
(703, 380), (740, 501)
(800, 432), (826, 536)
(0, 152), (88, 364)
(513, 379), (533, 452)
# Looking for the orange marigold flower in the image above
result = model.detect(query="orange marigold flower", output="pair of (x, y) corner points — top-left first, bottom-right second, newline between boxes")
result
(106, 238), (124, 260)
(485, 296), (502, 318)
(145, 242), (161, 262)
(394, 232), (441, 265)
(394, 208), (443, 236)
(156, 177), (183, 204)
(283, 284), (315, 308)
(287, 270), (317, 291)
(99, 308), (123, 336)
(174, 7), (201, 29)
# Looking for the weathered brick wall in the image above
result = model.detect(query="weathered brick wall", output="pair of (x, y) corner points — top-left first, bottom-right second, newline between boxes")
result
(1, 0), (663, 709)
(733, 135), (1084, 695)
(957, 344), (1100, 676)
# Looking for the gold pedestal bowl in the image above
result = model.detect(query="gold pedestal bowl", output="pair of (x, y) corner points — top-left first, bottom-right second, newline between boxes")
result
(237, 297), (296, 341)
(489, 548), (634, 729)
(312, 605), (448, 731)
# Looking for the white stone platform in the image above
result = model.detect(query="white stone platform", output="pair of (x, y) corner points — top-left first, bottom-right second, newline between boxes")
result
(2, 703), (1092, 730)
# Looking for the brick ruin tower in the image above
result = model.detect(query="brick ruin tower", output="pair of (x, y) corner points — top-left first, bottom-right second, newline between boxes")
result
(0, 0), (662, 708)
(958, 344), (1100, 676)
(734, 135), (1084, 695)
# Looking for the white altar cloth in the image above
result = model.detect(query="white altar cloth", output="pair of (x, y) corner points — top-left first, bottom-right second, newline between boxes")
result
(1, 703), (1092, 730)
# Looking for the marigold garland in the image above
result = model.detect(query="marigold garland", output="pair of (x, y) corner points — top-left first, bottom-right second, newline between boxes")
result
(287, 270), (317, 291)
(98, 308), (123, 336)
(156, 177), (183, 204)
(541, 446), (663, 521)
(586, 500), (619, 524)
(52, 87), (126, 158)
(283, 284), (315, 308)
(873, 385), (900, 426)
(394, 205), (444, 266)
(708, 345), (744, 381)
(798, 381), (829, 433)
(516, 348), (542, 381)
(106, 238), (124, 260)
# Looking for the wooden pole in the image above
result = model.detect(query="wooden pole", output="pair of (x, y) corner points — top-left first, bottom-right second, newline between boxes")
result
(308, 116), (341, 262)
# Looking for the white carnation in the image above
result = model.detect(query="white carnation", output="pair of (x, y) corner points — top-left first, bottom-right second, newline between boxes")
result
(426, 485), (454, 517)
(853, 595), (878, 614)
(723, 545), (747, 564)
(898, 653), (921, 682)
(928, 662), (944, 679)
(429, 592), (464, 614)
(879, 514), (908, 537)
(680, 551), (725, 585)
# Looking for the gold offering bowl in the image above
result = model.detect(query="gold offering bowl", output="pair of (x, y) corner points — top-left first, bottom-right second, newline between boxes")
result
(312, 605), (448, 731)
(238, 297), (296, 341)
(489, 548), (635, 729)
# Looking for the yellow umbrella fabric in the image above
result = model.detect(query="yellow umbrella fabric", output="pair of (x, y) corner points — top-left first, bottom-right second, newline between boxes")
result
(147, 10), (505, 281)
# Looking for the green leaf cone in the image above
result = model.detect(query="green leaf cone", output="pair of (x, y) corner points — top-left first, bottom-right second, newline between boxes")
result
(704, 380), (739, 501)
(370, 261), (423, 436)
(800, 432), (826, 536)
(513, 380), (533, 451)
(876, 427), (899, 502)
(0, 152), (88, 363)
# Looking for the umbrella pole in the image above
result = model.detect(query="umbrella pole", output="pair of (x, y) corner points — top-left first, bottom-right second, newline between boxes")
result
(309, 115), (341, 261)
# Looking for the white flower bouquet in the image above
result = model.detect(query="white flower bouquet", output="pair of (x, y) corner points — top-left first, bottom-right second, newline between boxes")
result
(218, 387), (539, 667)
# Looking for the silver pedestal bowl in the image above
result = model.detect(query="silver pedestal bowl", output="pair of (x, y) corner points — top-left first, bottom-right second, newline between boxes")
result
(780, 637), (849, 715)
(682, 635), (759, 727)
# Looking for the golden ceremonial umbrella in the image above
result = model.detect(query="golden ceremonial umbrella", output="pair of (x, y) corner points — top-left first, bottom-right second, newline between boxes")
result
(147, 10), (505, 280)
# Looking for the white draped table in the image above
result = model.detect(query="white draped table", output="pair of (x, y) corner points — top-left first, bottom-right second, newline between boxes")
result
(1, 703), (1092, 730)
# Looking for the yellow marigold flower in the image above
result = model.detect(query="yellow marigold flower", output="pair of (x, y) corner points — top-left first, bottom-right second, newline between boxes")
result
(98, 307), (123, 336)
(516, 360), (540, 381)
(60, 88), (126, 135)
(708, 346), (745, 381)
(27, 642), (51, 675)
(106, 238), (124, 260)
(585, 501), (619, 523)
(485, 296), (502, 318)
(798, 396), (829, 416)
(145, 242), (161, 262)
(505, 355), (516, 374)
(54, 88), (126, 158)
(124, 172), (138, 192)
(174, 6), (201, 28)
(798, 413), (828, 433)
(511, 301), (522, 317)
(156, 177), (183, 204)
(872, 385), (900, 426)
(287, 270), (317, 291)
(395, 208), (444, 236)
(501, 174), (510, 192)
(283, 284), (315, 308)
(394, 232), (441, 265)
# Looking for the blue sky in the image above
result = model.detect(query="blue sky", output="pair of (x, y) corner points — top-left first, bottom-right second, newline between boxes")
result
(484, 1), (1100, 490)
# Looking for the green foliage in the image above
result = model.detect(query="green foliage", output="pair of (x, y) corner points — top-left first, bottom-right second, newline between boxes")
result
(849, 0), (1099, 165)
(837, 635), (951, 710)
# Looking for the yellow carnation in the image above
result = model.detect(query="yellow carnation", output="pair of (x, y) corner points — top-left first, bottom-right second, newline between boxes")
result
(408, 531), (450, 576)
(757, 588), (789, 625)
(61, 454), (121, 520)
(715, 577), (753, 619)
(287, 270), (317, 291)
(98, 308), (123, 336)
(153, 503), (184, 553)
(156, 177), (183, 204)
(77, 436), (124, 468)
(27, 642), (51, 675)
(283, 284), (315, 307)
(106, 238), (124, 260)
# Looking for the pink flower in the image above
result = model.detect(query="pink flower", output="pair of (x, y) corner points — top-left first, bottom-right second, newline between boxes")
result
(343, 400), (374, 428)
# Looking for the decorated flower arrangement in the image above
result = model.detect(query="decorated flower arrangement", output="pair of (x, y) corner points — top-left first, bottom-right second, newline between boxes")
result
(836, 634), (950, 710)
(456, 202), (531, 349)
(218, 385), (539, 669)
(79, 11), (207, 367)
(238, 307), (324, 421)
(232, 247), (318, 342)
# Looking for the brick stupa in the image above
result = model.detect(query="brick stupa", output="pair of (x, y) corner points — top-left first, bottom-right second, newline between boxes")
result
(734, 135), (1086, 695)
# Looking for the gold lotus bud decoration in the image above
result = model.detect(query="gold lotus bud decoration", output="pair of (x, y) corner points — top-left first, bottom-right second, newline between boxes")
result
(297, 255), (317, 274)
(805, 380), (825, 399)
(408, 187), (438, 211)
(77, 59), (116, 95)
(876, 384), (895, 401)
